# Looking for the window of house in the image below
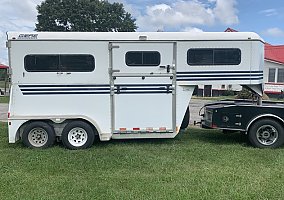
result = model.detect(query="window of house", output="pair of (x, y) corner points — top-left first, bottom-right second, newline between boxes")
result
(125, 51), (160, 66)
(277, 69), (284, 83)
(268, 68), (276, 82)
(187, 48), (241, 65)
(24, 54), (95, 72)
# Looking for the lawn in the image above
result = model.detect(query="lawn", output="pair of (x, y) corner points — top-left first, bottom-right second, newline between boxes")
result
(1, 124), (284, 200)
(0, 96), (9, 104)
(192, 95), (235, 101)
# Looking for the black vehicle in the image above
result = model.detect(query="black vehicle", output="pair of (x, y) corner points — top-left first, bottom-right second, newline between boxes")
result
(201, 99), (284, 148)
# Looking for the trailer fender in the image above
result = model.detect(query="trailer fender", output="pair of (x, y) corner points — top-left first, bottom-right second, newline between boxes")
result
(8, 119), (28, 143)
(246, 114), (284, 132)
(181, 107), (190, 129)
(49, 117), (103, 139)
(12, 116), (103, 140)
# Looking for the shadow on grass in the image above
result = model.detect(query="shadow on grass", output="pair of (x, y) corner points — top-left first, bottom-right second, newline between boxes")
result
(92, 127), (250, 148)
(187, 127), (250, 147)
(6, 127), (251, 150)
(94, 137), (174, 147)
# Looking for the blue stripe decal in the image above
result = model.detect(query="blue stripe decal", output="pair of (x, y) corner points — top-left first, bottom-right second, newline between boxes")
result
(19, 84), (110, 88)
(115, 84), (172, 87)
(20, 88), (111, 92)
(19, 84), (173, 95)
(23, 91), (110, 95)
(176, 70), (263, 82)
(177, 74), (262, 78)
(176, 70), (263, 74)
(177, 77), (263, 81)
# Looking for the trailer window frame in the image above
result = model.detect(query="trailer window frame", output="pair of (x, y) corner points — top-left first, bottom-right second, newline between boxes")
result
(125, 51), (161, 67)
(187, 48), (241, 66)
(24, 54), (95, 72)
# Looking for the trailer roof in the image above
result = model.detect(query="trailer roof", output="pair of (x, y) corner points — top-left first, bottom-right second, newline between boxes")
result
(7, 31), (264, 42)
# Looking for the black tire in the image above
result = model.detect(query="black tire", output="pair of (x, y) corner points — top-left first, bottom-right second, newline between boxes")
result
(181, 107), (190, 129)
(61, 121), (95, 150)
(248, 119), (284, 148)
(22, 121), (56, 149)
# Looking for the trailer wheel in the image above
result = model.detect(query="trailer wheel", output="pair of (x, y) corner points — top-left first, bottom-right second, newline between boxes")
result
(248, 119), (284, 148)
(61, 121), (95, 150)
(22, 121), (56, 148)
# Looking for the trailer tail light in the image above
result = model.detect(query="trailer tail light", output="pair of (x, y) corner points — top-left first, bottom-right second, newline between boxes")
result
(133, 128), (140, 131)
(119, 128), (127, 131)
(159, 127), (166, 131)
(8, 112), (10, 119)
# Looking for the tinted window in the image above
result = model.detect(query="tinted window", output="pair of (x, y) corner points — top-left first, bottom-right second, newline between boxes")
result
(187, 49), (213, 65)
(187, 48), (241, 65)
(214, 49), (241, 65)
(25, 55), (59, 72)
(24, 54), (95, 72)
(126, 51), (160, 66)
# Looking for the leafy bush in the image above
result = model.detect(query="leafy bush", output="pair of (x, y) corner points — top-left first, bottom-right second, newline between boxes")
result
(222, 90), (235, 96)
(236, 88), (253, 99)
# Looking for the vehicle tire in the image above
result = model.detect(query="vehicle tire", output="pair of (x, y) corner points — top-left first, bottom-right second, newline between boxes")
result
(248, 119), (284, 148)
(22, 121), (56, 148)
(181, 107), (190, 129)
(61, 121), (95, 150)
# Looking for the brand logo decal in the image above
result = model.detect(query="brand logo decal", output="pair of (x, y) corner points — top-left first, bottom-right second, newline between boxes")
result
(18, 34), (38, 40)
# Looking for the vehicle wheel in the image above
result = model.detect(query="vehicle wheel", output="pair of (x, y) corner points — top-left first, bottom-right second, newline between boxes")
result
(248, 119), (284, 148)
(61, 121), (95, 150)
(181, 107), (190, 129)
(22, 121), (56, 148)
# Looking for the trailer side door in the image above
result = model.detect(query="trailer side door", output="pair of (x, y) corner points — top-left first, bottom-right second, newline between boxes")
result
(110, 42), (176, 134)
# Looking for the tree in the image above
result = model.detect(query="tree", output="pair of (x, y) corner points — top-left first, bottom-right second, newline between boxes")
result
(35, 0), (137, 32)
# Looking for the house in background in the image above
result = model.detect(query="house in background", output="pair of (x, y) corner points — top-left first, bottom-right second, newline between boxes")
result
(263, 44), (284, 97)
(196, 28), (284, 97)
(0, 63), (9, 95)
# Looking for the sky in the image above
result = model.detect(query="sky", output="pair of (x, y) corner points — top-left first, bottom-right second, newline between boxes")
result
(0, 0), (284, 65)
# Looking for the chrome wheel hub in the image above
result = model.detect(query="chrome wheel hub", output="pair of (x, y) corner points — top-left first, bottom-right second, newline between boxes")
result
(256, 125), (278, 146)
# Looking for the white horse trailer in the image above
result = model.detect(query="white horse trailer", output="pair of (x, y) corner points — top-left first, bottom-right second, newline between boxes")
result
(6, 32), (264, 149)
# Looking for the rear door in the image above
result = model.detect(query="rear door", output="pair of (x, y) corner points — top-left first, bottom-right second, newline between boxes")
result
(110, 42), (176, 133)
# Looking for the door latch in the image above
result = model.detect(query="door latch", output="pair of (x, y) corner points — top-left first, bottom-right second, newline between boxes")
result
(166, 65), (170, 73)
(159, 65), (173, 73)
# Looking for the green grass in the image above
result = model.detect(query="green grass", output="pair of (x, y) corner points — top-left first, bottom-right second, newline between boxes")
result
(192, 95), (235, 101)
(0, 80), (8, 88)
(1, 124), (284, 200)
(0, 96), (9, 104)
